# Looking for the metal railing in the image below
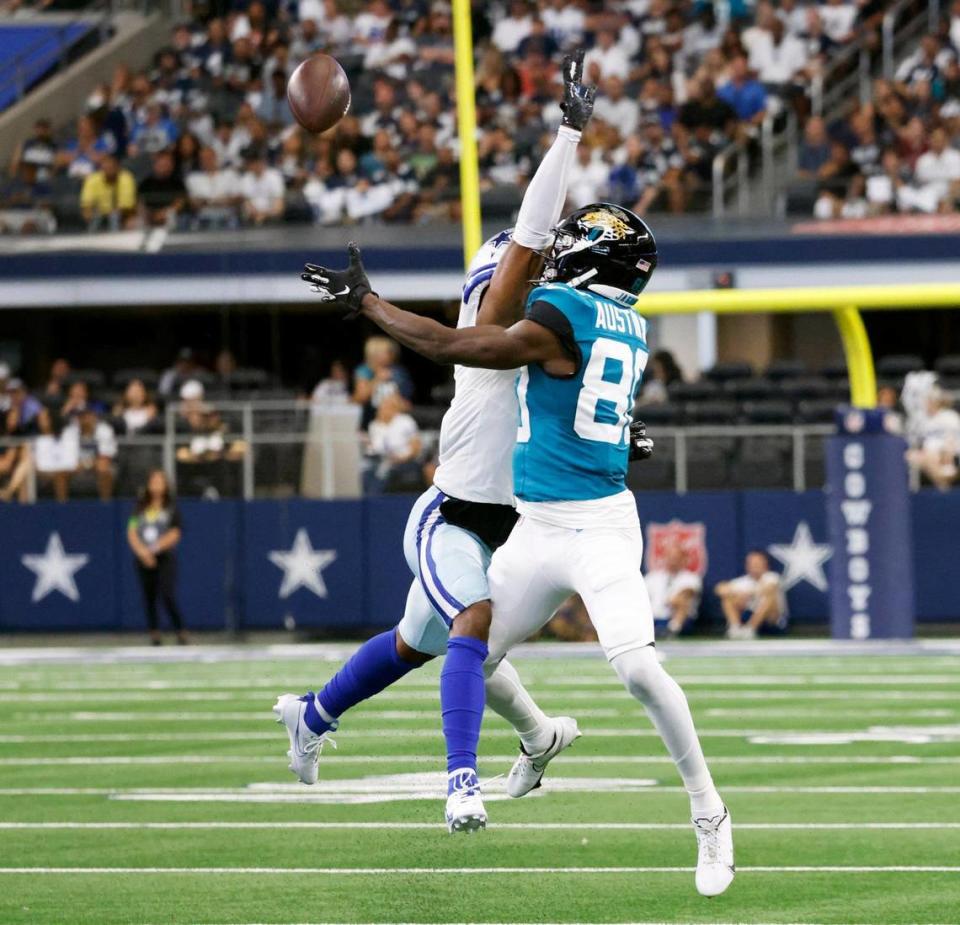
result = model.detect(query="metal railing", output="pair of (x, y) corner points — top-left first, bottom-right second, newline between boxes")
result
(0, 402), (848, 502)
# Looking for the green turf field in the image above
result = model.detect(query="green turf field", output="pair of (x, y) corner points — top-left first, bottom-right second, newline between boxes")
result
(1, 644), (958, 925)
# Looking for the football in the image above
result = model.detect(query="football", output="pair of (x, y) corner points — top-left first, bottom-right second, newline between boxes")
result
(286, 53), (351, 134)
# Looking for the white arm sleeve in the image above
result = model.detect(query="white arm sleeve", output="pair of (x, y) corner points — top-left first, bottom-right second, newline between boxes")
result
(511, 124), (581, 250)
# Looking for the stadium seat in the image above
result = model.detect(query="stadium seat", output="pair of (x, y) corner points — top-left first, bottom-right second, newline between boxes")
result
(723, 378), (778, 401)
(765, 359), (807, 380)
(430, 381), (455, 405)
(797, 399), (837, 423)
(112, 368), (161, 390)
(685, 441), (730, 489)
(818, 361), (849, 380)
(877, 355), (924, 378)
(778, 377), (832, 401)
(934, 355), (960, 378)
(704, 362), (753, 383)
(803, 435), (828, 487)
(69, 369), (106, 390)
(636, 403), (682, 426)
(683, 400), (738, 424)
(224, 368), (272, 392)
(667, 380), (721, 402)
(731, 440), (790, 489)
(627, 456), (675, 491)
(410, 404), (445, 429)
(740, 399), (793, 424)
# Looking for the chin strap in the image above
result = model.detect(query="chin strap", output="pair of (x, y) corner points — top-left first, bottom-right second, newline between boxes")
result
(586, 283), (639, 306)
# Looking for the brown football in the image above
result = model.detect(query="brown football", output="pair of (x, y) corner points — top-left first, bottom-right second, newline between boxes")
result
(286, 54), (351, 134)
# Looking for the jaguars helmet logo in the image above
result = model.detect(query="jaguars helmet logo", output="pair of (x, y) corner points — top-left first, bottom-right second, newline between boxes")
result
(577, 209), (635, 242)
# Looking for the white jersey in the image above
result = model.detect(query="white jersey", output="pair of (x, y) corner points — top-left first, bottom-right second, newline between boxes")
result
(432, 233), (519, 506)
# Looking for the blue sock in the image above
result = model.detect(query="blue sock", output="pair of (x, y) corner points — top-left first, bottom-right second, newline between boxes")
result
(441, 635), (488, 791)
(303, 629), (416, 735)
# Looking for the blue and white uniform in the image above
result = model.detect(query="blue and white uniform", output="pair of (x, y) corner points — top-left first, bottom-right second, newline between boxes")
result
(397, 232), (520, 655)
(486, 282), (658, 662)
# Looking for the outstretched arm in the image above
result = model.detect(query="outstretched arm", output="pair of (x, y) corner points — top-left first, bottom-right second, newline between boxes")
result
(358, 290), (567, 370)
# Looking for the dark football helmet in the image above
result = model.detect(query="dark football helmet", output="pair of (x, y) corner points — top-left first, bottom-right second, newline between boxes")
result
(542, 203), (658, 303)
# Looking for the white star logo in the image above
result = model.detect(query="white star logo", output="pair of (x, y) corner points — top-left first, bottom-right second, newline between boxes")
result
(21, 532), (90, 603)
(767, 521), (833, 593)
(268, 528), (337, 599)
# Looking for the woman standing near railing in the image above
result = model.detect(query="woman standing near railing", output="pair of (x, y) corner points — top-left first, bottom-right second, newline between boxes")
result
(127, 469), (188, 645)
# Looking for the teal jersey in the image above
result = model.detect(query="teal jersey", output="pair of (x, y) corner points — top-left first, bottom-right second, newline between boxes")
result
(513, 283), (649, 502)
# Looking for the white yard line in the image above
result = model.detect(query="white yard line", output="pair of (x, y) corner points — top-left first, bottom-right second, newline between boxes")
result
(2, 821), (958, 831)
(1, 865), (957, 874)
(1, 754), (958, 766)
(2, 785), (958, 796)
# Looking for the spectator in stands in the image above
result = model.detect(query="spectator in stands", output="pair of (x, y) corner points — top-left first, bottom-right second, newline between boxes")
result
(797, 116), (832, 178)
(311, 359), (352, 410)
(906, 386), (960, 490)
(0, 379), (43, 503)
(364, 391), (423, 494)
(567, 144), (610, 209)
(678, 77), (738, 140)
(898, 128), (960, 213)
(594, 76), (640, 140)
(127, 469), (189, 645)
(0, 161), (55, 235)
(81, 154), (138, 231)
(68, 404), (117, 500)
(718, 56), (768, 128)
(818, 0), (858, 45)
(43, 359), (72, 399)
(715, 550), (787, 640)
(57, 115), (111, 179)
(10, 119), (56, 182)
(129, 102), (179, 156)
(113, 379), (160, 435)
(186, 146), (241, 229)
(159, 348), (200, 397)
(353, 336), (414, 429)
(138, 150), (187, 228)
(491, 0), (534, 54)
(646, 540), (703, 639)
(257, 69), (296, 130)
(583, 28), (630, 82)
(240, 147), (285, 225)
(637, 349), (684, 406)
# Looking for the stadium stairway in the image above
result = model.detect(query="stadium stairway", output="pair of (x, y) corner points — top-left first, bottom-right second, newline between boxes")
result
(0, 8), (170, 170)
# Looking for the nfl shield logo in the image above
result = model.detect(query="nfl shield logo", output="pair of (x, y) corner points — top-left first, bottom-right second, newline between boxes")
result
(645, 520), (708, 576)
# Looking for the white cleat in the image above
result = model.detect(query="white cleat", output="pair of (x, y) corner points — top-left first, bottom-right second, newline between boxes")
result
(693, 805), (735, 897)
(273, 692), (336, 785)
(445, 768), (487, 834)
(507, 716), (581, 798)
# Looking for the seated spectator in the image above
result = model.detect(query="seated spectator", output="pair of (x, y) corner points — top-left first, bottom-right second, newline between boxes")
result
(818, 0), (857, 45)
(906, 386), (960, 490)
(717, 56), (768, 128)
(491, 0), (534, 54)
(797, 116), (832, 178)
(186, 146), (242, 229)
(583, 28), (630, 82)
(567, 144), (610, 209)
(0, 378), (44, 503)
(138, 150), (187, 228)
(57, 115), (112, 179)
(748, 16), (808, 100)
(67, 405), (118, 500)
(81, 154), (138, 231)
(257, 69), (295, 130)
(679, 77), (738, 141)
(353, 336), (414, 428)
(159, 348), (201, 398)
(10, 119), (56, 182)
(113, 379), (160, 435)
(364, 392), (423, 494)
(240, 148), (285, 225)
(646, 540), (703, 639)
(637, 349), (683, 406)
(311, 359), (352, 410)
(593, 76), (640, 140)
(897, 128), (960, 214)
(44, 359), (72, 400)
(715, 550), (787, 640)
(0, 162), (56, 235)
(129, 102), (180, 156)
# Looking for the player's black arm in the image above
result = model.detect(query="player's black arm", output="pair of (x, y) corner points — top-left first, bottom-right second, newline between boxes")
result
(358, 291), (572, 373)
(475, 243), (545, 328)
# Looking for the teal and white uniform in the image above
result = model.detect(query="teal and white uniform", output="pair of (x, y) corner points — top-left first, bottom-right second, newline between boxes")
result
(486, 282), (658, 663)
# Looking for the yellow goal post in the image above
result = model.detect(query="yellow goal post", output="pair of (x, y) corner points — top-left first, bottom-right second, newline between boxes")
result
(634, 283), (960, 409)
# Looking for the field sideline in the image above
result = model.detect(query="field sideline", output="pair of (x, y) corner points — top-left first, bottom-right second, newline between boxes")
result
(1, 642), (958, 925)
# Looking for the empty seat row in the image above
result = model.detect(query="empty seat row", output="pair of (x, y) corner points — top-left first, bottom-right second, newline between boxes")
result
(640, 399), (836, 426)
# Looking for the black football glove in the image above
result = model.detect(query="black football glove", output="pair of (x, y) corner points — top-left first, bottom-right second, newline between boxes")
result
(560, 50), (596, 132)
(301, 242), (375, 317)
(629, 419), (654, 462)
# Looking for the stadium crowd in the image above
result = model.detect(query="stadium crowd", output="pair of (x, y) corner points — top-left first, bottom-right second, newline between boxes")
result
(0, 0), (903, 234)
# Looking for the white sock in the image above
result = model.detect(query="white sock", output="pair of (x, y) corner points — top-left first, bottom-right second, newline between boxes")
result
(484, 658), (554, 755)
(512, 125), (581, 251)
(611, 646), (723, 817)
